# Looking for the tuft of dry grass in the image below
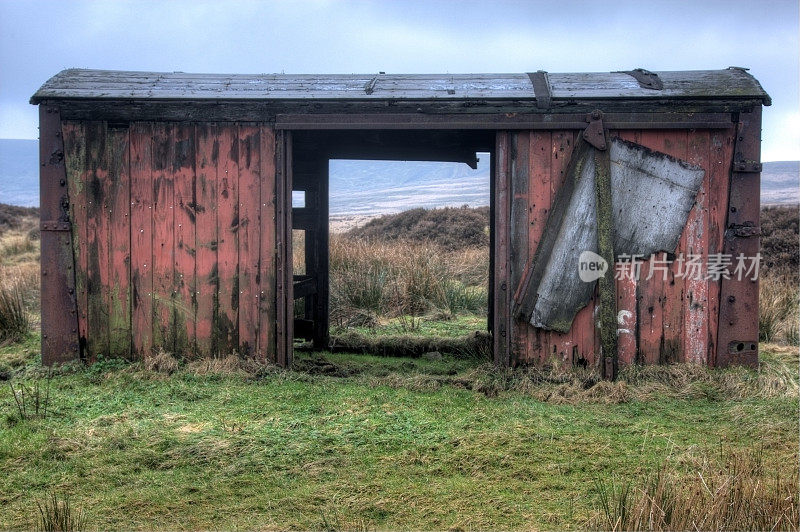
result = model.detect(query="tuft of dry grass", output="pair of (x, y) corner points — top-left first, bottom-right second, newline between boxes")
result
(760, 272), (799, 344)
(143, 349), (179, 374)
(186, 353), (277, 377)
(328, 234), (488, 325)
(364, 346), (798, 403)
(591, 445), (798, 531)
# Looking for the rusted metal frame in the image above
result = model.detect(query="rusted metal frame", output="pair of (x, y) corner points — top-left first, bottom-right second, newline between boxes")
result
(39, 104), (81, 364)
(715, 107), (762, 368)
(275, 130), (294, 366)
(275, 112), (733, 130)
(527, 71), (552, 109)
(493, 132), (512, 366)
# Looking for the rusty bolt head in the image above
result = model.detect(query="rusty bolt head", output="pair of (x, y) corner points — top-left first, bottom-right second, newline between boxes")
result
(591, 110), (603, 120)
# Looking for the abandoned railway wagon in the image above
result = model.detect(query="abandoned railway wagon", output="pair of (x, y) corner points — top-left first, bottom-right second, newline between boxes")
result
(31, 68), (770, 377)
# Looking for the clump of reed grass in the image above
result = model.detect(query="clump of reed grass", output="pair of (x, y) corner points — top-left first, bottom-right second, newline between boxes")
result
(591, 445), (798, 531)
(35, 492), (86, 532)
(0, 278), (31, 344)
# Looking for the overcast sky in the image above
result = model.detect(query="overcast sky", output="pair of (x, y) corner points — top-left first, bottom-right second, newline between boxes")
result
(1, 0), (797, 161)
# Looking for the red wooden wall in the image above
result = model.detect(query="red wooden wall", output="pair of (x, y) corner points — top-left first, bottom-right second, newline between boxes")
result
(503, 129), (735, 367)
(62, 121), (278, 361)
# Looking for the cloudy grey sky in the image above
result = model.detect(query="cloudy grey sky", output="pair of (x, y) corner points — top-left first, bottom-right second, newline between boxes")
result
(1, 0), (797, 160)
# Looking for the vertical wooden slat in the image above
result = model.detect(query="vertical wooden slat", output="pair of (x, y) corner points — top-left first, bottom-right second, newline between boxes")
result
(130, 123), (154, 359)
(684, 130), (711, 364)
(216, 124), (240, 355)
(510, 132), (530, 363)
(238, 124), (261, 356)
(635, 130), (666, 365)
(258, 126), (277, 361)
(63, 121), (89, 358)
(706, 129), (734, 365)
(659, 130), (689, 364)
(194, 123), (218, 356)
(151, 124), (175, 353)
(107, 127), (131, 359)
(527, 131), (552, 365)
(172, 123), (197, 357)
(613, 131), (639, 367)
(84, 121), (110, 360)
(493, 132), (511, 366)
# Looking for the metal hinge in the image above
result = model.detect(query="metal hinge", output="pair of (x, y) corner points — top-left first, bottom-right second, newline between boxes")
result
(726, 223), (761, 238)
(733, 159), (763, 173)
(41, 220), (71, 232)
(583, 110), (607, 150)
(527, 71), (552, 109)
(617, 68), (664, 90)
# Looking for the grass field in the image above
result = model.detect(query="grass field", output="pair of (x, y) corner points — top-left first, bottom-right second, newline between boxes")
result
(0, 204), (798, 529)
(1, 336), (798, 530)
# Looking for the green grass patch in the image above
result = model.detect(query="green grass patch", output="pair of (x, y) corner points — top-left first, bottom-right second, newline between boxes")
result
(0, 337), (797, 530)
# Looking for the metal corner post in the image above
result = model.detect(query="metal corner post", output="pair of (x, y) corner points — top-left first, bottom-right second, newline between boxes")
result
(39, 104), (80, 364)
(715, 106), (762, 368)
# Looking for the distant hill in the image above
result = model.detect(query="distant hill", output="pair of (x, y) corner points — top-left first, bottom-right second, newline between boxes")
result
(0, 138), (795, 211)
(761, 161), (799, 205)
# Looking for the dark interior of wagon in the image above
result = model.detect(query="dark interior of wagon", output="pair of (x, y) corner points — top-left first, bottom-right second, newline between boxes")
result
(290, 130), (494, 358)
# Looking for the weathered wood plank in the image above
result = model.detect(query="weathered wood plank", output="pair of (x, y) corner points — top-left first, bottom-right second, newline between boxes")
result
(706, 130), (734, 365)
(194, 123), (218, 356)
(258, 126), (277, 360)
(130, 123), (154, 359)
(635, 131), (667, 365)
(527, 131), (553, 365)
(216, 124), (239, 355)
(613, 131), (640, 367)
(84, 121), (110, 360)
(493, 132), (511, 365)
(172, 123), (197, 357)
(238, 124), (261, 357)
(683, 130), (711, 364)
(63, 122), (89, 357)
(546, 131), (579, 368)
(510, 132), (530, 363)
(657, 131), (689, 365)
(107, 127), (131, 359)
(151, 124), (175, 353)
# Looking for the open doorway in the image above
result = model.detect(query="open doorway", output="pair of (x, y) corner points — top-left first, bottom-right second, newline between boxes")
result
(290, 130), (495, 358)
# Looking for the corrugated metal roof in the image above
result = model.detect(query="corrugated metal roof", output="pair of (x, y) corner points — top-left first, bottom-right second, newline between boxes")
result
(30, 68), (771, 104)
